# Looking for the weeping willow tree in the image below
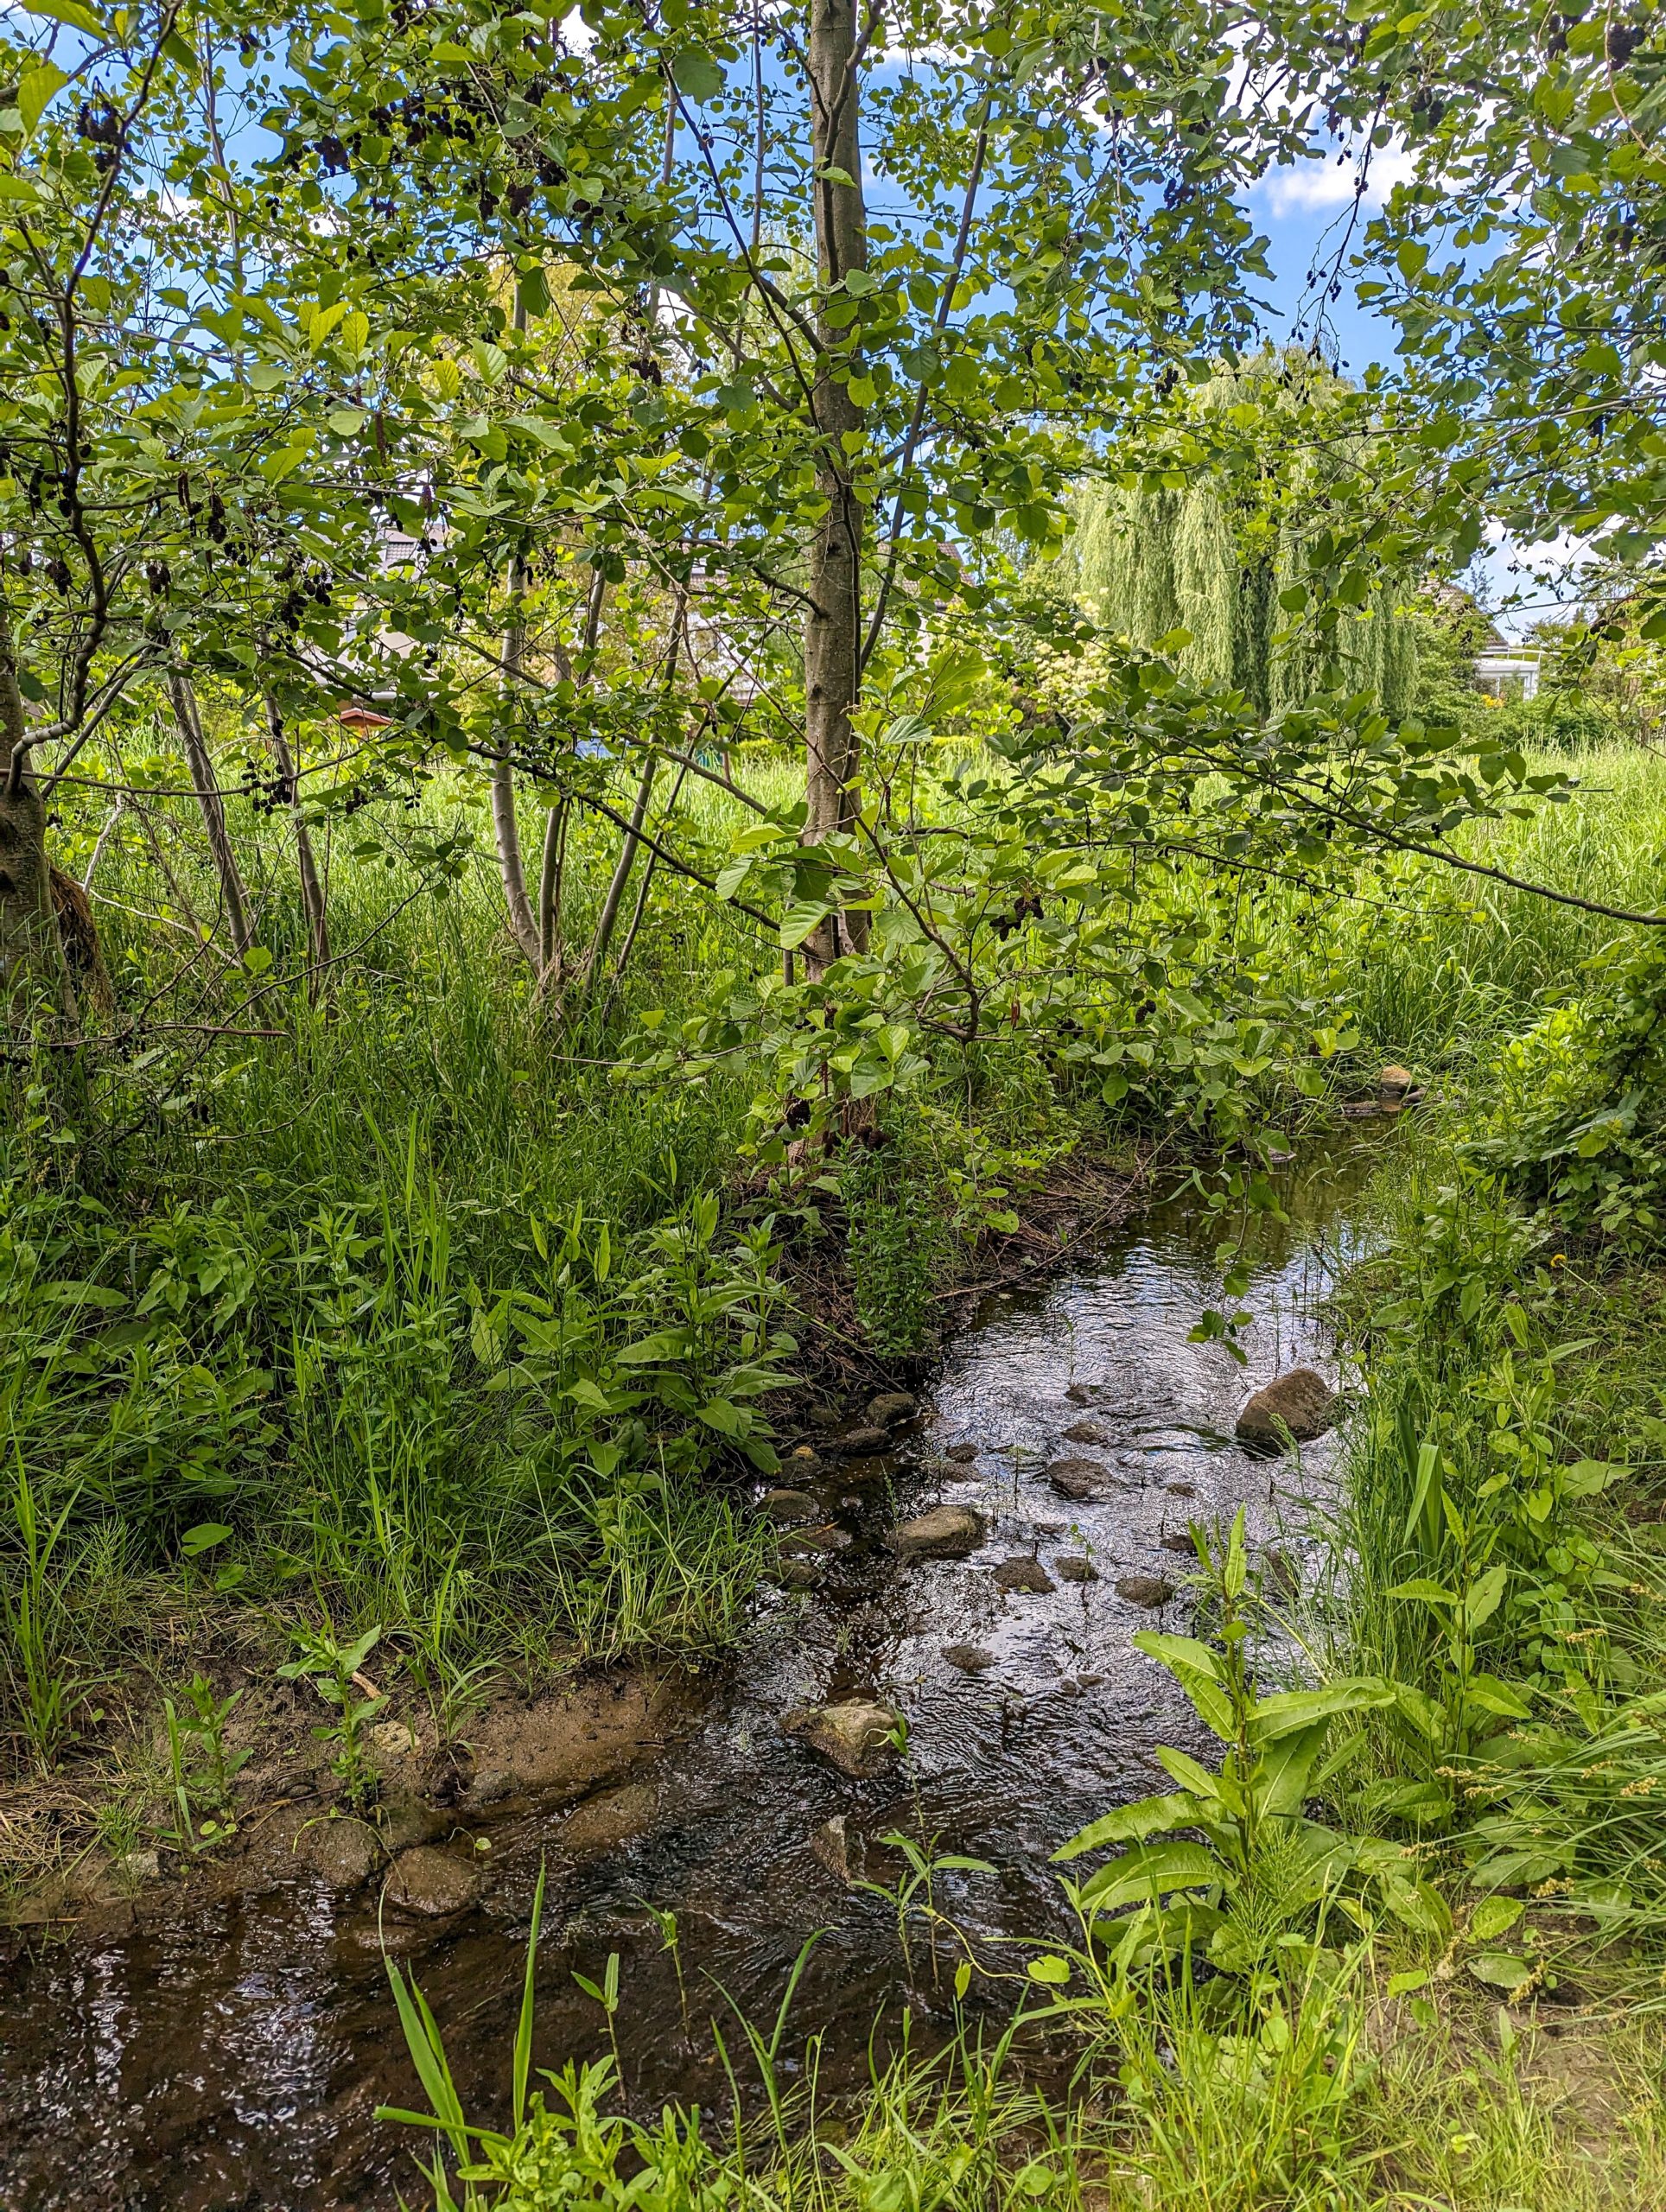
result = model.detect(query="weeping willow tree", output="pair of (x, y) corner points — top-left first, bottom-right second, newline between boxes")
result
(1068, 353), (1419, 718)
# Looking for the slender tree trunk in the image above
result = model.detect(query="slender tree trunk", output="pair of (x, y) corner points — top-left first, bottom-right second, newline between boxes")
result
(169, 668), (253, 957)
(580, 751), (657, 995)
(536, 796), (569, 995)
(263, 692), (330, 988)
(492, 551), (543, 970)
(0, 611), (74, 1020)
(803, 0), (869, 976)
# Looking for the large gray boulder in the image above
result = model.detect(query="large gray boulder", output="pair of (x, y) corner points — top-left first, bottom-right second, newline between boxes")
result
(780, 1700), (900, 1777)
(889, 1503), (985, 1560)
(1235, 1368), (1337, 1448)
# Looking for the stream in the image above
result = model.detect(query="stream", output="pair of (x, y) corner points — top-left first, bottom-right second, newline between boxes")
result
(0, 1139), (1381, 2211)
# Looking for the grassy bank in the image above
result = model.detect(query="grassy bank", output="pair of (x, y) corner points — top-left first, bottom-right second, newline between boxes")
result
(371, 742), (1666, 2209)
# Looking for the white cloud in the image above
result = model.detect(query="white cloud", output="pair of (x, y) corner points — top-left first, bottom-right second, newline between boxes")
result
(1255, 142), (1415, 219)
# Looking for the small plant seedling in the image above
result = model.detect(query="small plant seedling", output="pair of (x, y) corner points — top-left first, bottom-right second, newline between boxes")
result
(277, 1621), (387, 1812)
(162, 1672), (251, 1853)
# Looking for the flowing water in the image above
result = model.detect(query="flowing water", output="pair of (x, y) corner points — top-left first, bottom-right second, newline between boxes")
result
(0, 1141), (1381, 2211)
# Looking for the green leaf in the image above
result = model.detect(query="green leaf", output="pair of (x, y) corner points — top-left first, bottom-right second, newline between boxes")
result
(1470, 1895), (1523, 1943)
(0, 175), (44, 205)
(1469, 1950), (1534, 1992)
(670, 48), (724, 103)
(614, 1328), (692, 1365)
(1385, 1577), (1459, 1605)
(17, 62), (67, 133)
(1052, 1791), (1205, 1861)
(1076, 1840), (1220, 1912)
(779, 899), (832, 950)
(21, 0), (110, 36)
(1465, 1563), (1508, 1630)
(180, 1522), (232, 1556)
(1129, 1632), (1234, 1739)
(1027, 1954), (1071, 1985)
(1250, 1679), (1395, 1740)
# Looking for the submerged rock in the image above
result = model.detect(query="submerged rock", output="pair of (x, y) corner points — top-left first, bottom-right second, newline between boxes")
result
(1166, 1482), (1197, 1498)
(559, 1782), (659, 1856)
(383, 1846), (484, 1919)
(1063, 1420), (1113, 1446)
(889, 1504), (985, 1560)
(1235, 1368), (1337, 1448)
(1116, 1574), (1175, 1609)
(868, 1391), (919, 1429)
(787, 1445), (823, 1471)
(944, 1441), (979, 1463)
(835, 1425), (892, 1457)
(780, 1700), (900, 1777)
(1065, 1383), (1094, 1406)
(944, 1643), (995, 1672)
(1046, 1458), (1116, 1502)
(811, 1813), (850, 1884)
(759, 1487), (820, 1525)
(1054, 1555), (1100, 1584)
(994, 1556), (1055, 1595)
(1160, 1532), (1195, 1554)
(302, 1816), (385, 1891)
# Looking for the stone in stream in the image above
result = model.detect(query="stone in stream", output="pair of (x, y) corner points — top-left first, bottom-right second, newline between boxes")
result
(558, 1782), (659, 1856)
(811, 1813), (851, 1884)
(1054, 1555), (1100, 1584)
(868, 1391), (919, 1429)
(1065, 1383), (1094, 1406)
(1116, 1574), (1176, 1609)
(758, 1487), (820, 1526)
(780, 1700), (900, 1777)
(383, 1846), (485, 1919)
(785, 1525), (853, 1554)
(1235, 1368), (1337, 1449)
(944, 1441), (979, 1463)
(1064, 1420), (1113, 1446)
(787, 1445), (823, 1473)
(835, 1425), (892, 1457)
(1166, 1482), (1197, 1498)
(1160, 1532), (1195, 1554)
(301, 1815), (385, 1891)
(889, 1504), (985, 1561)
(1379, 1063), (1415, 1097)
(993, 1556), (1055, 1595)
(1046, 1458), (1117, 1503)
(944, 1643), (995, 1672)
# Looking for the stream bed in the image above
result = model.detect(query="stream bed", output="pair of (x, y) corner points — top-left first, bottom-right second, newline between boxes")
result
(0, 1141), (1380, 2211)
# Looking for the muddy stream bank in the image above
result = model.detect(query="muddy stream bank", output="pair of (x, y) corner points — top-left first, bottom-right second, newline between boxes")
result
(0, 1141), (1380, 2211)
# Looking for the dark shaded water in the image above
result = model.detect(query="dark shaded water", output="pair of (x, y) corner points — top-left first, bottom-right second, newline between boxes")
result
(0, 1143), (1378, 2211)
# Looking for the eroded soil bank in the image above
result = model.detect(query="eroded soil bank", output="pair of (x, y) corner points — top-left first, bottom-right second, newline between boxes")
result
(0, 1141), (1377, 2212)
